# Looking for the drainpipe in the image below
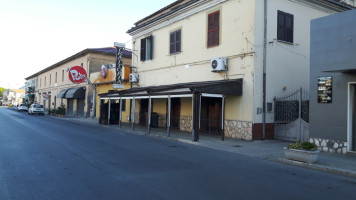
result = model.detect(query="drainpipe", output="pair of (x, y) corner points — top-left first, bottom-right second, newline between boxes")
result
(262, 0), (268, 140)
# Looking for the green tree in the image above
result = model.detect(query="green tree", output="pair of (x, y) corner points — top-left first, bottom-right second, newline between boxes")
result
(0, 87), (5, 97)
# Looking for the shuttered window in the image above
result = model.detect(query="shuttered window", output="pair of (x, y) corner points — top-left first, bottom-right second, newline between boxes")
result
(277, 10), (294, 43)
(207, 11), (220, 48)
(140, 36), (153, 61)
(170, 29), (181, 54)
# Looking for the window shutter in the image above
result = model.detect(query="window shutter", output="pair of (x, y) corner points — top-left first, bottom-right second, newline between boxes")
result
(140, 38), (146, 61)
(277, 11), (285, 41)
(170, 32), (175, 54)
(149, 36), (153, 60)
(176, 30), (181, 53)
(285, 14), (293, 43)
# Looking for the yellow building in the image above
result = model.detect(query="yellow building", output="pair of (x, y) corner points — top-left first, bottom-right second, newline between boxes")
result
(100, 0), (351, 141)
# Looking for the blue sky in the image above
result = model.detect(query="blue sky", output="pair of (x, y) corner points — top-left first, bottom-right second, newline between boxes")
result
(0, 0), (175, 89)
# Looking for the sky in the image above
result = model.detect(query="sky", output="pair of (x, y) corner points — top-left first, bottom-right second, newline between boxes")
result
(0, 0), (175, 89)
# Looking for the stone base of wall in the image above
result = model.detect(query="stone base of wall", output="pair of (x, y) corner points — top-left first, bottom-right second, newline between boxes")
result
(224, 120), (253, 140)
(310, 138), (347, 154)
(158, 114), (167, 128)
(134, 112), (140, 124)
(180, 116), (192, 132)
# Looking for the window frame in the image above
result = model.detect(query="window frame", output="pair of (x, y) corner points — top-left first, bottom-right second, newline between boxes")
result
(277, 10), (294, 44)
(140, 35), (154, 61)
(170, 29), (181, 55)
(207, 10), (220, 48)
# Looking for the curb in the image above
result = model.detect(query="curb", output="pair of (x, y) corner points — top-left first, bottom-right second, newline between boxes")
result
(270, 158), (356, 179)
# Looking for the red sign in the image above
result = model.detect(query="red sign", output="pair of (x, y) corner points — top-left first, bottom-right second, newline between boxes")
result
(69, 66), (87, 84)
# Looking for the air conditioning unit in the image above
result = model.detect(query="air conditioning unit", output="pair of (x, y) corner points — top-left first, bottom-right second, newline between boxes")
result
(211, 57), (227, 72)
(129, 73), (139, 83)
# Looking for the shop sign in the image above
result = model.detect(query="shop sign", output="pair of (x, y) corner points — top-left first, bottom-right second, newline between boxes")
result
(101, 65), (108, 78)
(69, 66), (87, 84)
(43, 94), (49, 101)
(318, 76), (332, 103)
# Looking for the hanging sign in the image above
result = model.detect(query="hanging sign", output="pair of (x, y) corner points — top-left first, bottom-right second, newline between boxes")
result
(101, 65), (108, 78)
(69, 66), (87, 84)
(318, 76), (332, 103)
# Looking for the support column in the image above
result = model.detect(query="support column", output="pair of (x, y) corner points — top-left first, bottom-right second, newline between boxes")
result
(108, 99), (111, 126)
(167, 95), (171, 137)
(221, 95), (225, 141)
(119, 98), (122, 128)
(148, 97), (152, 133)
(192, 93), (200, 142)
(132, 98), (135, 131)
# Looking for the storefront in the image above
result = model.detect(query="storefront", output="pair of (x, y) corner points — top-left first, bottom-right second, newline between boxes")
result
(99, 79), (243, 141)
(309, 9), (356, 154)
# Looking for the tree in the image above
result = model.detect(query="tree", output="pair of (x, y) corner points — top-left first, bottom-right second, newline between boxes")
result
(0, 87), (5, 97)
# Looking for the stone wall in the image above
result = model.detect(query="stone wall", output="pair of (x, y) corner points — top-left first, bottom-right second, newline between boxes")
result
(224, 120), (253, 140)
(180, 116), (192, 132)
(310, 138), (347, 154)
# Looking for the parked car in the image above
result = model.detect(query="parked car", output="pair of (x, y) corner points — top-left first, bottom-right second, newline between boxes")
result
(28, 104), (44, 115)
(17, 103), (28, 111)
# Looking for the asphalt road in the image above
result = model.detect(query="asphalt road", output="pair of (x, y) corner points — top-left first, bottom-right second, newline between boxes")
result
(1, 107), (356, 200)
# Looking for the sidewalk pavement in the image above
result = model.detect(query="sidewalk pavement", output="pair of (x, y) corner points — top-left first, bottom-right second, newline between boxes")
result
(44, 114), (356, 179)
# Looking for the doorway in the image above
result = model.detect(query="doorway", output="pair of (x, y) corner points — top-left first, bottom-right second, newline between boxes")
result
(139, 99), (149, 126)
(349, 84), (356, 152)
(200, 97), (222, 135)
(169, 98), (181, 129)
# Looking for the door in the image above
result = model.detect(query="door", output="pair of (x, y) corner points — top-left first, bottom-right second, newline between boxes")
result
(351, 85), (356, 151)
(77, 99), (85, 117)
(68, 99), (74, 116)
(200, 97), (222, 135)
(170, 98), (181, 129)
(139, 99), (149, 125)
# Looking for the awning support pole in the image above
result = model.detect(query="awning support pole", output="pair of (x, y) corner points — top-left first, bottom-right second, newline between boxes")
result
(132, 98), (135, 131)
(119, 98), (122, 128)
(167, 95), (171, 137)
(221, 95), (225, 141)
(108, 98), (111, 126)
(192, 93), (200, 142)
(148, 96), (152, 133)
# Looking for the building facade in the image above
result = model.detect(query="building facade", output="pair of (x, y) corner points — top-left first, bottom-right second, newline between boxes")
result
(310, 8), (356, 154)
(25, 47), (131, 118)
(100, 0), (352, 141)
(2, 89), (25, 106)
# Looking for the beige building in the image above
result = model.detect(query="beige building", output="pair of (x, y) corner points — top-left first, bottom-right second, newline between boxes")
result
(2, 89), (25, 106)
(100, 0), (352, 141)
(25, 47), (131, 117)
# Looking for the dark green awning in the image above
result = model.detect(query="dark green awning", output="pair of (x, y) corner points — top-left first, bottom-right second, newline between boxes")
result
(57, 89), (69, 98)
(65, 87), (86, 99)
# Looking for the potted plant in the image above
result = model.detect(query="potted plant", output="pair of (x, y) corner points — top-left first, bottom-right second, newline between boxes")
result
(284, 141), (319, 163)
(56, 103), (66, 118)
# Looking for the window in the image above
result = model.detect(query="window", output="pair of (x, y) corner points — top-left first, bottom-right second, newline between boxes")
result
(170, 30), (181, 54)
(55, 72), (57, 83)
(62, 70), (64, 82)
(140, 36), (153, 61)
(45, 76), (46, 87)
(50, 74), (51, 85)
(40, 78), (42, 87)
(277, 10), (293, 43)
(207, 11), (220, 47)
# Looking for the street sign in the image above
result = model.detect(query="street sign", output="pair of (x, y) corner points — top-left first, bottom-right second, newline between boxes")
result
(113, 84), (124, 89)
(69, 66), (87, 84)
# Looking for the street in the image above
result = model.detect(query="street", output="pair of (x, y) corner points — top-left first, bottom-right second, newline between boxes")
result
(0, 107), (355, 200)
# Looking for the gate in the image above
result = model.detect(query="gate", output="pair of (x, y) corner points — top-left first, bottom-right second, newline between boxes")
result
(274, 88), (309, 142)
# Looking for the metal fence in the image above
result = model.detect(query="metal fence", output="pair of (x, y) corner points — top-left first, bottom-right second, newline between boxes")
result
(274, 88), (309, 123)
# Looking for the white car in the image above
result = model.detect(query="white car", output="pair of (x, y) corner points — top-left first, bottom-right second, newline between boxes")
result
(17, 103), (28, 111)
(28, 104), (44, 115)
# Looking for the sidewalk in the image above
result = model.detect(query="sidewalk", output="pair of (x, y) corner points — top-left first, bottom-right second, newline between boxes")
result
(51, 115), (356, 179)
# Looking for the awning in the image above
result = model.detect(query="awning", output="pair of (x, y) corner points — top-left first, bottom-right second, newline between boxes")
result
(57, 89), (69, 98)
(65, 87), (86, 99)
(99, 79), (243, 99)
